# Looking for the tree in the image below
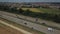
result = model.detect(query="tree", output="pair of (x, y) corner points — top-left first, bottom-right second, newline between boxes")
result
(23, 9), (32, 15)
(19, 8), (24, 14)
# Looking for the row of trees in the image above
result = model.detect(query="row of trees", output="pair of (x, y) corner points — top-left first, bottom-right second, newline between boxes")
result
(0, 5), (60, 23)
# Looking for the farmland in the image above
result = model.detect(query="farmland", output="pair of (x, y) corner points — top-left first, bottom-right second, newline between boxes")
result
(39, 8), (60, 15)
(22, 8), (60, 15)
(22, 8), (41, 12)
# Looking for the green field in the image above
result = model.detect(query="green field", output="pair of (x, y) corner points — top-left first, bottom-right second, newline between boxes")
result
(38, 8), (60, 15)
(22, 8), (60, 15)
(22, 8), (41, 12)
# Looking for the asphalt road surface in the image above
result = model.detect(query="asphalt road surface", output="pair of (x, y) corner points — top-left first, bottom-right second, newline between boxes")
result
(0, 20), (32, 34)
(0, 11), (60, 34)
(0, 11), (60, 29)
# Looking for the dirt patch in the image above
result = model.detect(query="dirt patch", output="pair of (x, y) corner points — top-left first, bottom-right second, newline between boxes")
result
(0, 23), (23, 34)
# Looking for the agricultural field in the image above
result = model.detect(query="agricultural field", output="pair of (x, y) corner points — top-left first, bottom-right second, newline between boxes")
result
(38, 8), (60, 15)
(22, 8), (41, 12)
(22, 8), (60, 15)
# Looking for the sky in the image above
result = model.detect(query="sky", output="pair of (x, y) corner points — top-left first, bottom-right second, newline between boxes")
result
(0, 0), (60, 2)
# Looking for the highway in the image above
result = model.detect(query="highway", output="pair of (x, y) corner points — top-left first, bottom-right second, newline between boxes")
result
(0, 11), (60, 29)
(0, 11), (60, 34)
(0, 20), (32, 34)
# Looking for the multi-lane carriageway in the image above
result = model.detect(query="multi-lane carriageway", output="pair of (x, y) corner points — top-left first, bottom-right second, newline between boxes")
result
(0, 11), (60, 34)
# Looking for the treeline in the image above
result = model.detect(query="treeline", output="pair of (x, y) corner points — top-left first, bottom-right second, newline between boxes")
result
(0, 5), (60, 23)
